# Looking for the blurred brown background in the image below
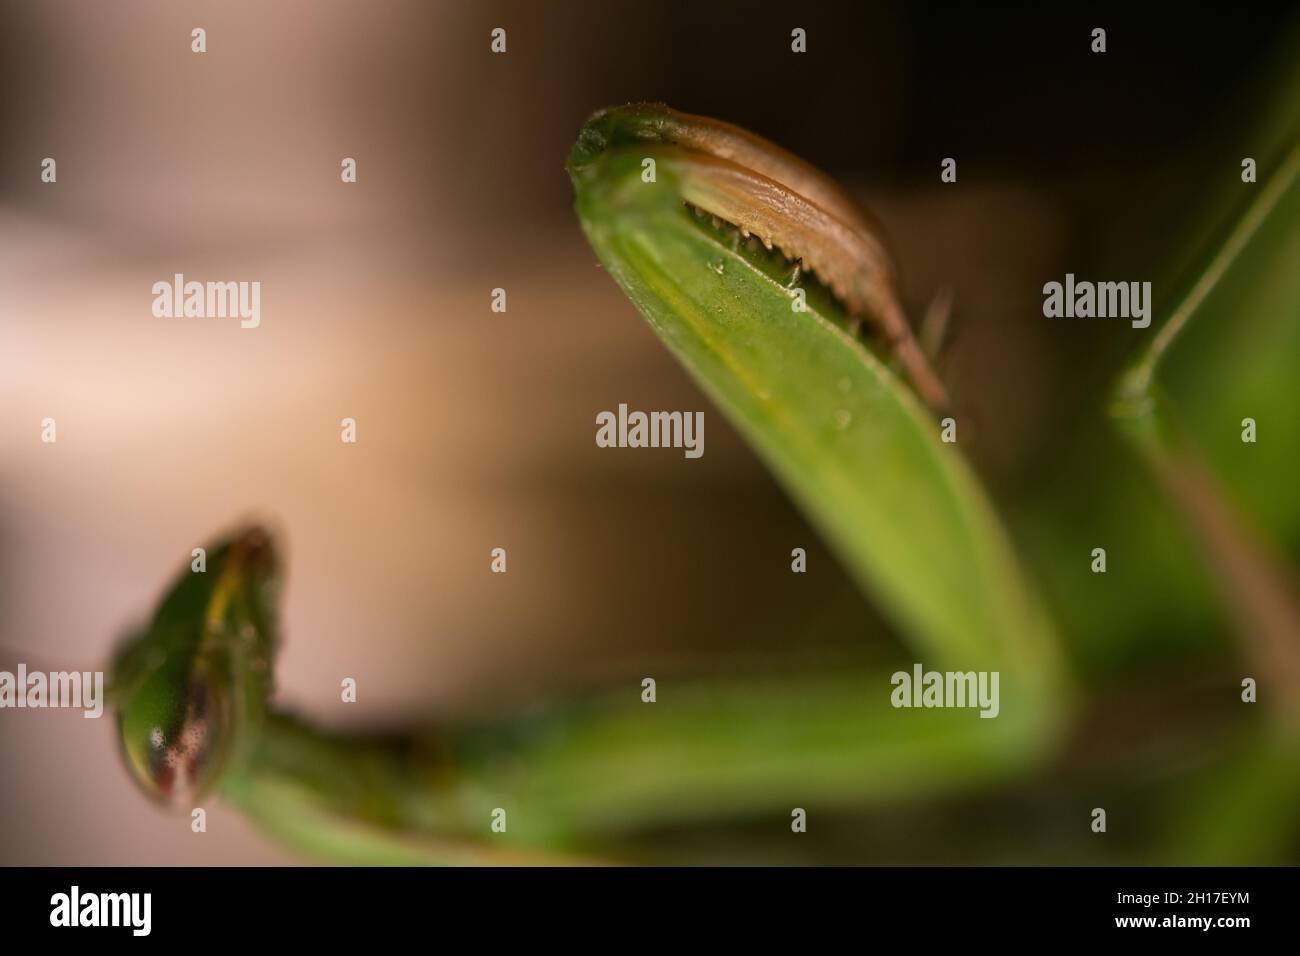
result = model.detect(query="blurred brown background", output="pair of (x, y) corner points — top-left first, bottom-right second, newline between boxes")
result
(0, 0), (1293, 863)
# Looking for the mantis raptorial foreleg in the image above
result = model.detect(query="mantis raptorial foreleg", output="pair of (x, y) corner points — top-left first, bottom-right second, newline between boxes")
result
(570, 104), (952, 411)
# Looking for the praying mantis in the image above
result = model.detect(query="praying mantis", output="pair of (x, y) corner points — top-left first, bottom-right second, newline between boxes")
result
(106, 103), (1173, 864)
(110, 521), (1058, 864)
(103, 103), (1068, 864)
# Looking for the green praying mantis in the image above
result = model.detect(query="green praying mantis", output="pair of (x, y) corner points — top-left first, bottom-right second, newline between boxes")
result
(107, 527), (1055, 865)
(103, 103), (1300, 864)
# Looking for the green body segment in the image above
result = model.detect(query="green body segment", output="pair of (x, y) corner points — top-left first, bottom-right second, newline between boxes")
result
(220, 671), (1047, 862)
(567, 117), (1064, 708)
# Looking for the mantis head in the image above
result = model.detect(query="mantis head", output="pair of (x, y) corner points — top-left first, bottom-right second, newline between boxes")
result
(109, 526), (282, 806)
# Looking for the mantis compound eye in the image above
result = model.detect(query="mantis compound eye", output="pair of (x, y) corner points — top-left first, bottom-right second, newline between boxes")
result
(117, 660), (234, 806)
